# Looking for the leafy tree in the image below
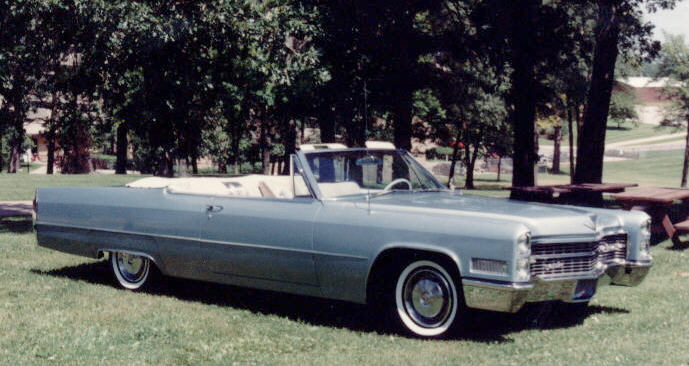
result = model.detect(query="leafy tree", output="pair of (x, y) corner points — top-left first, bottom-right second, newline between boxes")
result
(460, 0), (587, 191)
(574, 0), (677, 184)
(233, 0), (325, 175)
(655, 34), (689, 187)
(608, 89), (639, 129)
(0, 0), (47, 172)
(54, 2), (107, 174)
(308, 1), (440, 150)
(536, 1), (597, 180)
(506, 0), (540, 190)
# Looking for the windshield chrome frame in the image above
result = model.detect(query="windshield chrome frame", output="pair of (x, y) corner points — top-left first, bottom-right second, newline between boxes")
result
(294, 148), (447, 201)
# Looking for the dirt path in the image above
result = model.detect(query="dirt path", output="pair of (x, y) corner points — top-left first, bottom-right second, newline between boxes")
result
(606, 132), (687, 149)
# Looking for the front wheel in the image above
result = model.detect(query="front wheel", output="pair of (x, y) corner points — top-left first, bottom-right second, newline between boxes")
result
(394, 260), (460, 337)
(110, 252), (154, 290)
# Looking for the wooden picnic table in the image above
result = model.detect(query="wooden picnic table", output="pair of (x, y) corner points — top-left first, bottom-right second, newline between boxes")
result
(504, 183), (638, 205)
(610, 187), (689, 246)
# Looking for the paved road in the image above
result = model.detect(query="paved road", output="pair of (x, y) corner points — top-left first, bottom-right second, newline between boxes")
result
(0, 201), (33, 217)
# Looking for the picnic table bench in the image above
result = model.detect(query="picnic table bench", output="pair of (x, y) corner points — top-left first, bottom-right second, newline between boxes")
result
(610, 187), (689, 246)
(504, 183), (638, 205)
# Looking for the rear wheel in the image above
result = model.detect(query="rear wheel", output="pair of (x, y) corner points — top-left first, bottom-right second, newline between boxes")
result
(110, 252), (153, 290)
(394, 260), (460, 337)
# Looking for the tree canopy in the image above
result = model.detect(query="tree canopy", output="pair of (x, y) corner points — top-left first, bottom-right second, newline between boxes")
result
(0, 0), (678, 185)
(655, 34), (689, 186)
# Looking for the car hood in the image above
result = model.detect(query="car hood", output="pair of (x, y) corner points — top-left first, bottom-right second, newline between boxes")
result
(354, 191), (621, 239)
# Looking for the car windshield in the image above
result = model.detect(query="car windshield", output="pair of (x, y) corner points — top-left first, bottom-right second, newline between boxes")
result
(303, 149), (446, 198)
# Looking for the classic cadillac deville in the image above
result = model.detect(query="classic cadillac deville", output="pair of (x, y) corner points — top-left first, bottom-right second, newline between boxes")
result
(34, 142), (652, 337)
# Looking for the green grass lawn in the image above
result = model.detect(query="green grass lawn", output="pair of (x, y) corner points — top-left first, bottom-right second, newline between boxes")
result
(0, 173), (144, 201)
(1, 152), (689, 364)
(450, 150), (687, 197)
(2, 218), (688, 365)
(539, 123), (677, 146)
(603, 150), (687, 187)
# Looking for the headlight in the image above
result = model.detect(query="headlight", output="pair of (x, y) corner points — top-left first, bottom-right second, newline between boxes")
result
(515, 258), (530, 281)
(639, 218), (652, 260)
(517, 232), (531, 257)
(640, 218), (651, 237)
(515, 232), (531, 281)
(639, 239), (651, 260)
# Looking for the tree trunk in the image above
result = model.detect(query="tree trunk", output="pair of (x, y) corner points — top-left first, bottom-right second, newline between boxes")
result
(681, 119), (689, 188)
(47, 131), (56, 175)
(343, 107), (365, 147)
(552, 125), (561, 174)
(392, 87), (413, 151)
(177, 158), (189, 177)
(46, 92), (59, 175)
(218, 160), (227, 174)
(230, 118), (243, 175)
(8, 143), (21, 174)
(447, 130), (462, 188)
(191, 155), (198, 175)
(575, 103), (583, 149)
(231, 131), (240, 175)
(464, 143), (480, 190)
(282, 120), (298, 175)
(509, 0), (539, 195)
(319, 116), (335, 143)
(115, 123), (128, 174)
(567, 103), (575, 182)
(497, 156), (502, 182)
(156, 151), (174, 177)
(574, 0), (621, 184)
(260, 122), (272, 175)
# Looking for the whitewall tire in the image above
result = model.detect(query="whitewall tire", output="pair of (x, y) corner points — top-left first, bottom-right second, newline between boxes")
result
(110, 252), (152, 290)
(395, 260), (459, 337)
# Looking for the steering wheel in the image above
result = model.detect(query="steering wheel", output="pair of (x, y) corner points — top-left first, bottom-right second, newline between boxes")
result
(383, 178), (412, 191)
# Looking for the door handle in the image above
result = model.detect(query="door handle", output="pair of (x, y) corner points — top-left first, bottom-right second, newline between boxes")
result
(205, 205), (223, 213)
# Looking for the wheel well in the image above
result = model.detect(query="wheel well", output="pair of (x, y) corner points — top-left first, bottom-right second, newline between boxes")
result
(366, 248), (462, 304)
(99, 249), (161, 270)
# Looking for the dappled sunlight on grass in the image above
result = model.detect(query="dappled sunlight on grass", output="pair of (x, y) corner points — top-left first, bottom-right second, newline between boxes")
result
(2, 229), (687, 364)
(2, 148), (689, 363)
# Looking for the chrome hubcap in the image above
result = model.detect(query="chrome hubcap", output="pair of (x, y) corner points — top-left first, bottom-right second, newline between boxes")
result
(116, 253), (148, 283)
(403, 268), (453, 328)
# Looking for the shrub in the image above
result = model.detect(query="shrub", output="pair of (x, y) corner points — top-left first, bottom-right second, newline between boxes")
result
(425, 146), (455, 160)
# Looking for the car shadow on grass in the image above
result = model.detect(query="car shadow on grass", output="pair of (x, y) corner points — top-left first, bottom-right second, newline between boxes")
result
(0, 217), (33, 234)
(34, 261), (629, 342)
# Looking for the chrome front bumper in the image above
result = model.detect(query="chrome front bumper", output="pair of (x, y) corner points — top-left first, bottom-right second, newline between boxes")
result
(462, 261), (652, 313)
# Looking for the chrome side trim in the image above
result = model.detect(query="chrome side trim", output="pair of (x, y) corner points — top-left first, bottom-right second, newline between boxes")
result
(36, 222), (368, 261)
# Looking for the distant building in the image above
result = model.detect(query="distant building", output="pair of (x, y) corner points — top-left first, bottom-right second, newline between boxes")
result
(24, 107), (54, 162)
(616, 77), (681, 125)
(616, 77), (678, 103)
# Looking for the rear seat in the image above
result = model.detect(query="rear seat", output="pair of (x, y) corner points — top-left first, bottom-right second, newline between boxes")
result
(127, 175), (306, 199)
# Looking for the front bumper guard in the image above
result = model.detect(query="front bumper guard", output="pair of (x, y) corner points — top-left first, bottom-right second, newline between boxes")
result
(462, 260), (652, 313)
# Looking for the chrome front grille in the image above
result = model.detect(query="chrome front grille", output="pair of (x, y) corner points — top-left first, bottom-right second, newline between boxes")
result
(531, 234), (628, 278)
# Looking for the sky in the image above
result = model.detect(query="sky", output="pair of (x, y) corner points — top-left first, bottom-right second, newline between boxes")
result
(644, 0), (689, 42)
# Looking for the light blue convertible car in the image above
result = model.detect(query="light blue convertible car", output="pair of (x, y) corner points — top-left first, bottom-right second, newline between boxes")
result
(34, 142), (652, 337)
